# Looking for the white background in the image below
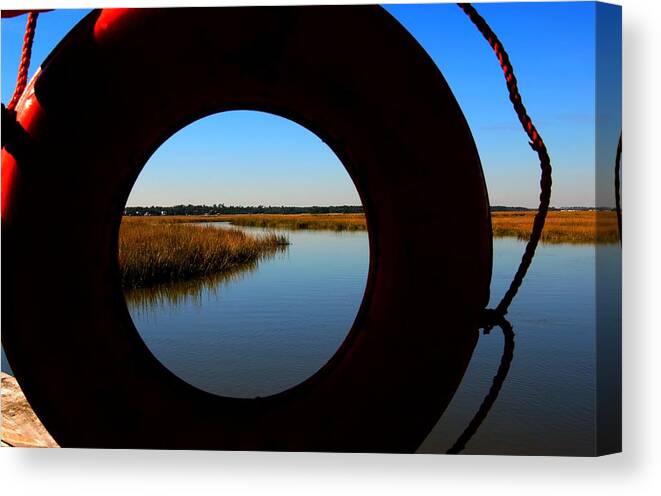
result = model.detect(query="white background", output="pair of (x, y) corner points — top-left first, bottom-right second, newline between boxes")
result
(1, 0), (659, 494)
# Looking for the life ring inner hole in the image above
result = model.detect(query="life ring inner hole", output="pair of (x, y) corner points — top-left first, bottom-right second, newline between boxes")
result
(120, 110), (372, 399)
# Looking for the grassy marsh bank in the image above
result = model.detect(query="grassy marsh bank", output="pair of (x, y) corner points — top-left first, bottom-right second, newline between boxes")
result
(119, 221), (288, 289)
(491, 211), (619, 244)
(124, 210), (618, 243)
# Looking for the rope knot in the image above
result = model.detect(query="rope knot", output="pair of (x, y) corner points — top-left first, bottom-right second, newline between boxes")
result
(2, 103), (34, 163)
(2, 103), (26, 148)
(479, 307), (507, 334)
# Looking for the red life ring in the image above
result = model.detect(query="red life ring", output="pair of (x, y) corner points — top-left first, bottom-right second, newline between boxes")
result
(2, 6), (492, 451)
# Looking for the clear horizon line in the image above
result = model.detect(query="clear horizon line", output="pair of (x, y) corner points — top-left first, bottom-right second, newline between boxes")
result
(124, 204), (607, 209)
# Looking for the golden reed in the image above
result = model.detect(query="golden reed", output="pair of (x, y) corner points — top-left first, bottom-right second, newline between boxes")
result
(119, 219), (287, 288)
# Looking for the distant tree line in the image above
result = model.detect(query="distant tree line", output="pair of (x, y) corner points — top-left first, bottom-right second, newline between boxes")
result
(124, 204), (614, 216)
(490, 206), (535, 211)
(124, 204), (365, 216)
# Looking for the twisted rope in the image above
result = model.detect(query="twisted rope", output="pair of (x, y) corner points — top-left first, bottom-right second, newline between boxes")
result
(458, 3), (552, 320)
(615, 134), (622, 240)
(7, 12), (39, 111)
(446, 3), (553, 454)
(2, 12), (39, 157)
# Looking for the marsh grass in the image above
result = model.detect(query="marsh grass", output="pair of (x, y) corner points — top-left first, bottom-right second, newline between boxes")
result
(119, 221), (288, 289)
(206, 211), (614, 243)
(491, 211), (619, 244)
(222, 213), (367, 231)
(123, 213), (367, 231)
(121, 209), (618, 268)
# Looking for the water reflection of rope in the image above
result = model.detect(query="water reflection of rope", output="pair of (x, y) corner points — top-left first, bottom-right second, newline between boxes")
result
(447, 315), (514, 454)
(447, 3), (553, 453)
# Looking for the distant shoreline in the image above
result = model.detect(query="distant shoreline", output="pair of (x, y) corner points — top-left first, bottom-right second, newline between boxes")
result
(124, 211), (619, 244)
(124, 205), (616, 217)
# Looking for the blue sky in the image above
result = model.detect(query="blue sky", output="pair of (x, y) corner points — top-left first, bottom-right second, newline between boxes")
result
(1, 4), (621, 207)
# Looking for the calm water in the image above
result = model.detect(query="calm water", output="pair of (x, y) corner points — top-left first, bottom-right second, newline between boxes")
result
(1, 224), (621, 455)
(125, 223), (369, 399)
(420, 237), (621, 456)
